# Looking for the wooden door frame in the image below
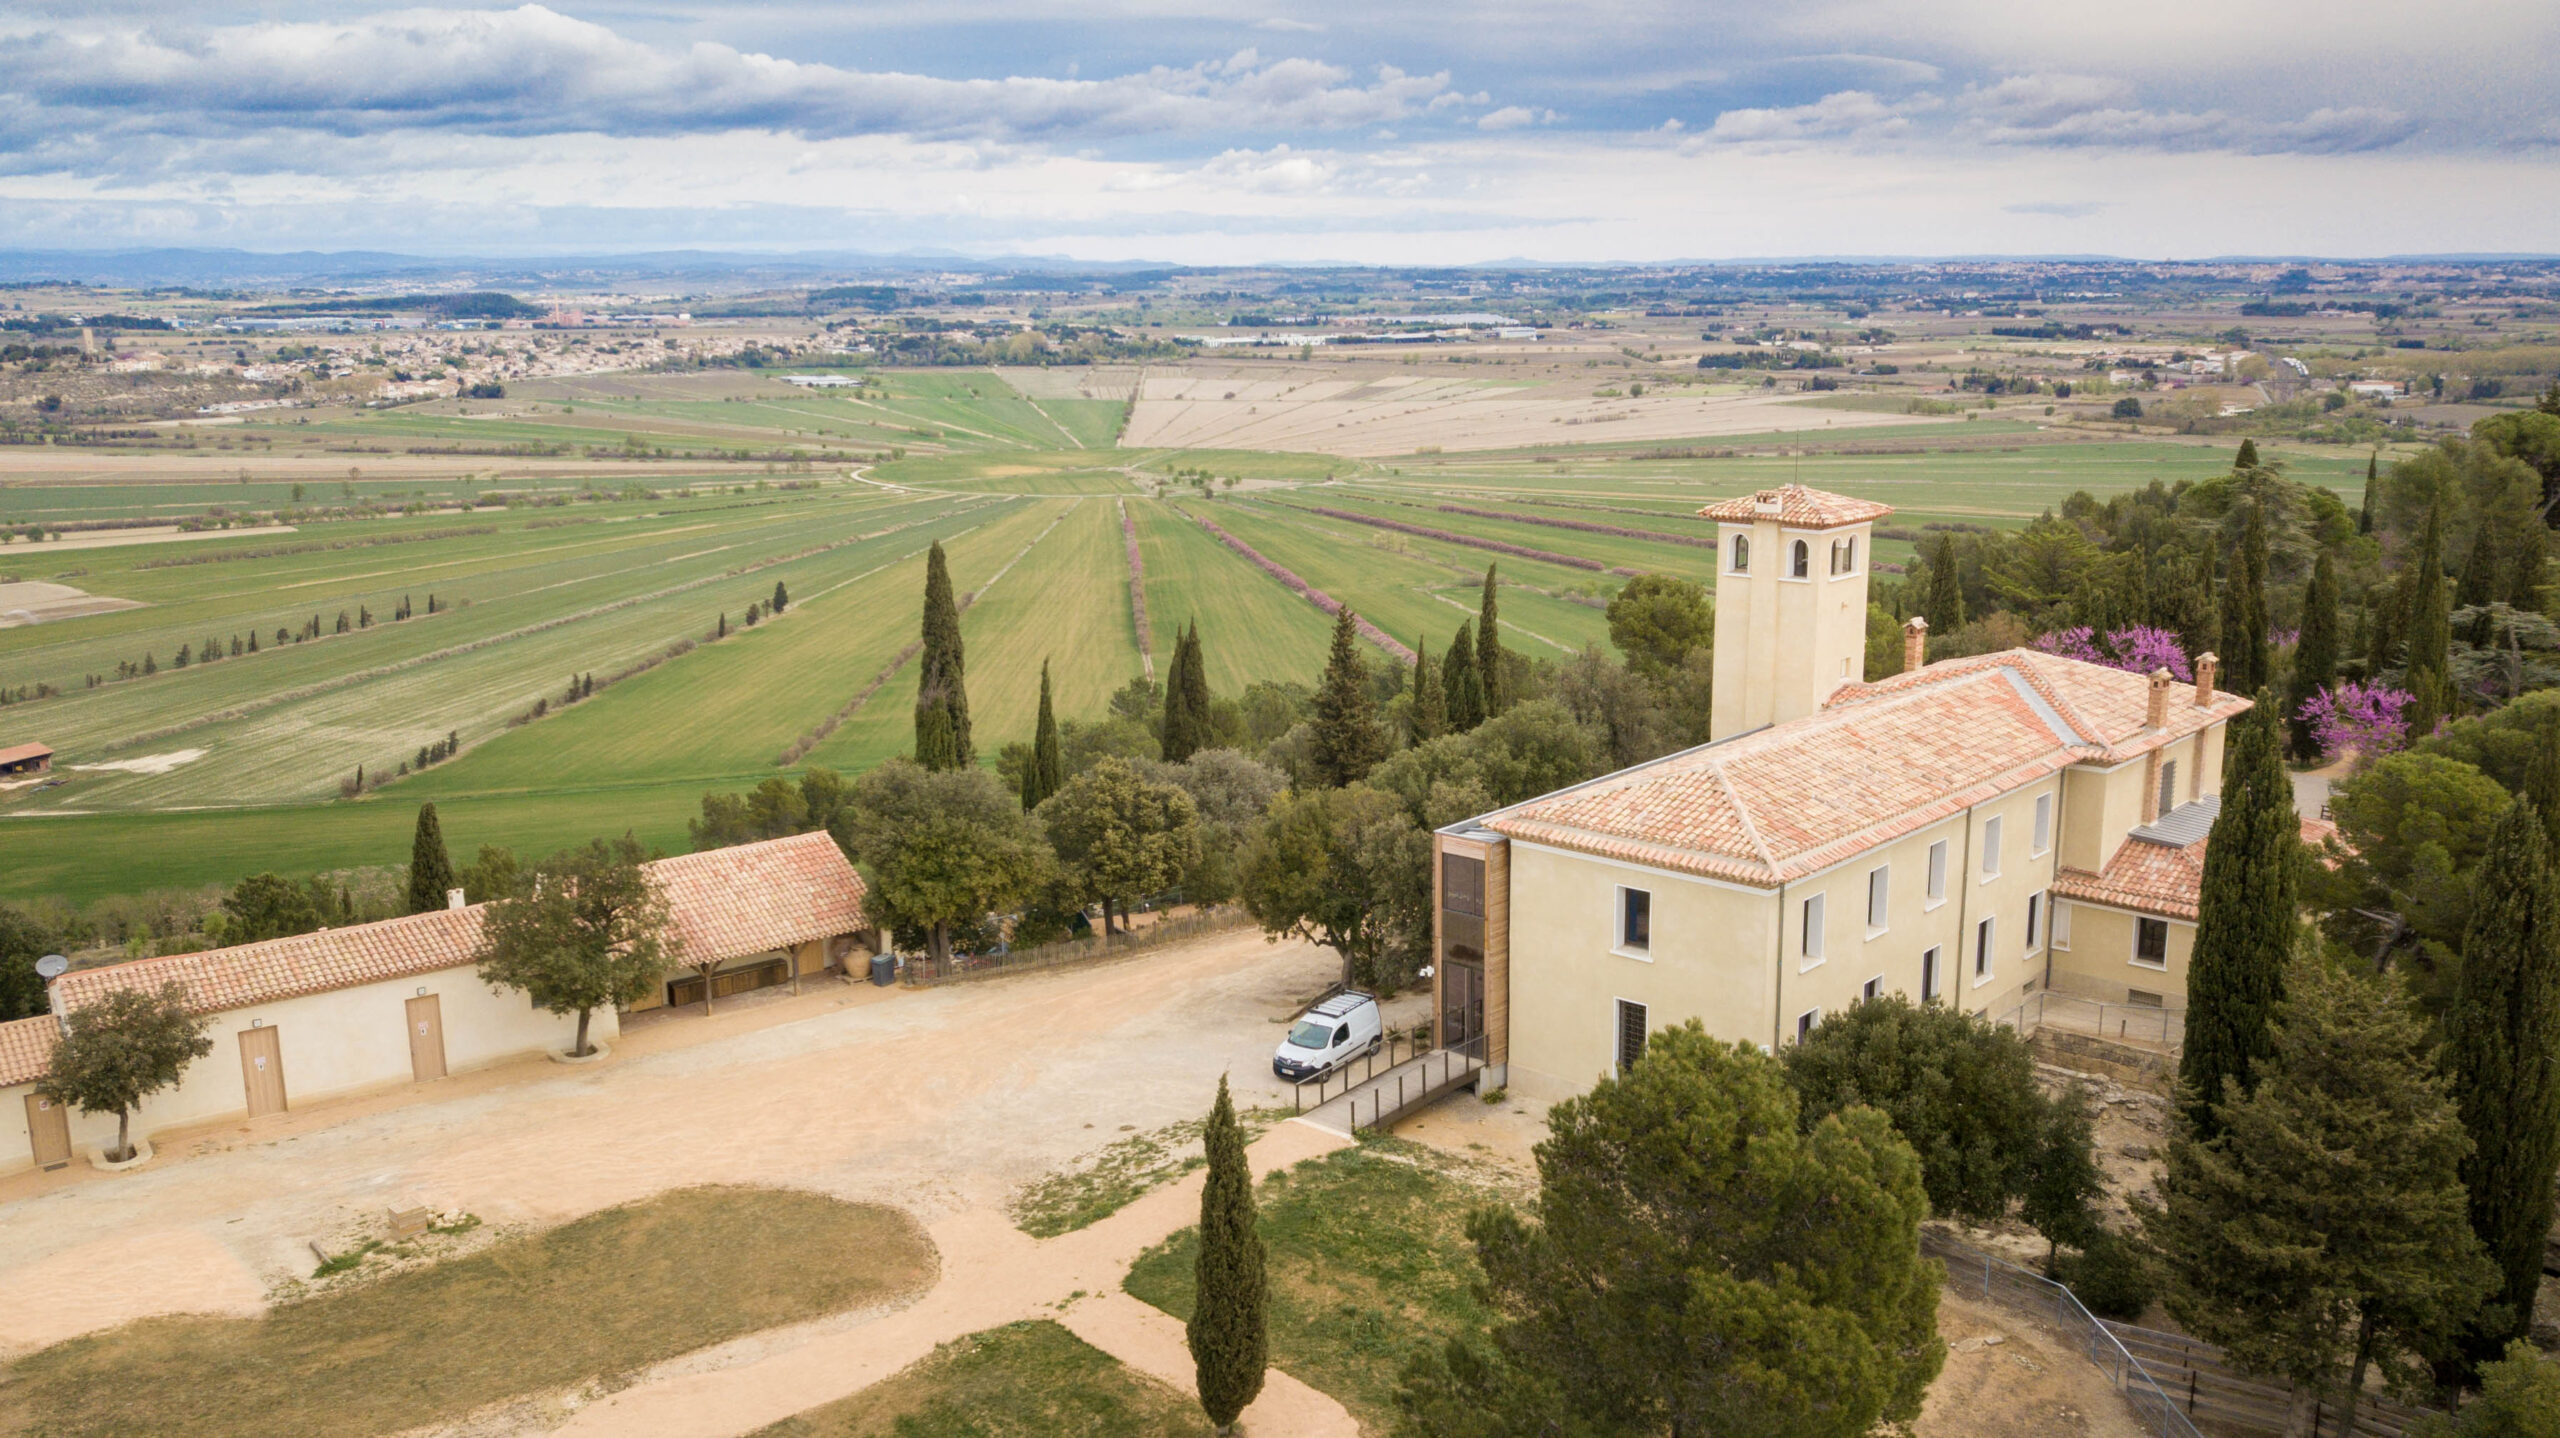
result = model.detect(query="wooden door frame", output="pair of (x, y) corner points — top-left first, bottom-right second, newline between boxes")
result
(24, 1091), (71, 1171)
(405, 994), (447, 1083)
(237, 1026), (287, 1117)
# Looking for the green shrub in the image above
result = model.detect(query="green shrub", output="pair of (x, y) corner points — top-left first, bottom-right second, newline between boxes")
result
(2051, 1230), (2154, 1321)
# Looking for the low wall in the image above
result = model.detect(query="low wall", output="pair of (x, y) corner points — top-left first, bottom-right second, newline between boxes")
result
(2030, 1028), (2176, 1095)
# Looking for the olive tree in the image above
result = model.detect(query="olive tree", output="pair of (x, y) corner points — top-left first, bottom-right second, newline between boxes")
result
(475, 836), (675, 1057)
(40, 981), (213, 1162)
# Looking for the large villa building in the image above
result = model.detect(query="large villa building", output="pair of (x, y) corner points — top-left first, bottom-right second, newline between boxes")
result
(1434, 485), (2255, 1100)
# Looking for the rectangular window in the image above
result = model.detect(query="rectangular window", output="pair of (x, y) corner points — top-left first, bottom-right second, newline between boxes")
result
(1866, 865), (1890, 932)
(2051, 900), (2073, 951)
(2135, 917), (2170, 969)
(1618, 887), (1652, 954)
(1616, 999), (1648, 1074)
(1921, 946), (1942, 1001)
(2158, 760), (2179, 816)
(2127, 989), (2165, 1008)
(1797, 1007), (1822, 1044)
(1975, 916), (1996, 981)
(2032, 793), (2053, 856)
(1801, 893), (1826, 964)
(1981, 816), (2003, 878)
(1863, 975), (1883, 1002)
(2026, 891), (2043, 949)
(1441, 854), (1486, 917)
(1927, 840), (1948, 903)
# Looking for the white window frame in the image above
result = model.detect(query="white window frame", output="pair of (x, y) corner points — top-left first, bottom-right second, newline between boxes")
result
(1926, 840), (1949, 908)
(1921, 945), (1942, 1001)
(1729, 532), (1750, 574)
(1862, 974), (1884, 1002)
(1829, 535), (1860, 577)
(1866, 865), (1890, 934)
(1980, 815), (2003, 880)
(1800, 892), (1827, 969)
(2025, 890), (2044, 950)
(1615, 885), (1653, 960)
(1973, 916), (1996, 986)
(1789, 538), (1811, 579)
(2051, 899), (2073, 951)
(2132, 916), (2171, 971)
(1796, 1006), (1822, 1044)
(2031, 793), (2053, 857)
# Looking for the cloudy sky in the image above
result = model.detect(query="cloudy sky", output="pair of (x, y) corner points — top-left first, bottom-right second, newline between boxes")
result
(2, 0), (2554, 262)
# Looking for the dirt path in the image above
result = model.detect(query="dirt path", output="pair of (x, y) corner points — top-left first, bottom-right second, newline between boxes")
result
(1919, 1289), (2151, 1438)
(0, 929), (1343, 1357)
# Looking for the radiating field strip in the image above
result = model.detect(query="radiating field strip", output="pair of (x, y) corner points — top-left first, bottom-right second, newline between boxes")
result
(1128, 499), (1334, 695)
(951, 498), (1148, 754)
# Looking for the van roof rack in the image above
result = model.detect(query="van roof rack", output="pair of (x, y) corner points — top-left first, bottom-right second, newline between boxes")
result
(1309, 990), (1373, 1018)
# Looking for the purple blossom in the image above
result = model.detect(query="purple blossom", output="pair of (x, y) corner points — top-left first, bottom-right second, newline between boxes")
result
(2267, 627), (2301, 650)
(2298, 680), (2412, 766)
(1120, 501), (1149, 663)
(2031, 624), (2192, 681)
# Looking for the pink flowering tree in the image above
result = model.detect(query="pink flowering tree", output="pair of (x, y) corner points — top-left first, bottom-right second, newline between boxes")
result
(2031, 624), (2192, 681)
(2297, 680), (2412, 767)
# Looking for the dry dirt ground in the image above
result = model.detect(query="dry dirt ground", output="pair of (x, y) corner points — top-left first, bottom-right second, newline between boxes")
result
(0, 579), (144, 625)
(0, 929), (1344, 1360)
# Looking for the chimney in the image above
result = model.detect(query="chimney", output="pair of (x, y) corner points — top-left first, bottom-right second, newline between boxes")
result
(2145, 668), (2174, 728)
(1902, 615), (1929, 674)
(2193, 652), (2219, 706)
(447, 887), (466, 910)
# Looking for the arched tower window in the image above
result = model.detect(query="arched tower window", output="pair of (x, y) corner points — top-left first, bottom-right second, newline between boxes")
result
(1830, 536), (1858, 575)
(1790, 539), (1810, 578)
(1730, 534), (1750, 573)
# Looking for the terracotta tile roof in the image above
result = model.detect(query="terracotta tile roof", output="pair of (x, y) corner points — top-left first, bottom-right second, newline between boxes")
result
(50, 833), (869, 1022)
(2053, 838), (2207, 921)
(648, 832), (870, 966)
(1698, 484), (1894, 528)
(0, 1015), (59, 1088)
(1479, 649), (2252, 888)
(0, 742), (52, 766)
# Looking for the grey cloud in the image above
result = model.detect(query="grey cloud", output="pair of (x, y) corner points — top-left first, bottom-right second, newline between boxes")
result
(1703, 89), (1920, 143)
(0, 5), (1461, 147)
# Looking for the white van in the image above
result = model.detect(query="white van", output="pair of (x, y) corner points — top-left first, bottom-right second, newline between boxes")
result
(1272, 991), (1382, 1081)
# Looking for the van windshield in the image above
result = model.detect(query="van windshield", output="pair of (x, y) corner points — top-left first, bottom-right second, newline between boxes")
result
(1287, 1020), (1335, 1049)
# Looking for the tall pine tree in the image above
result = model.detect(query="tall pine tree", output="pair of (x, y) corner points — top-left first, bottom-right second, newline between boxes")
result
(405, 802), (456, 915)
(2219, 505), (2272, 694)
(2445, 800), (2560, 1369)
(1188, 1075), (1267, 1434)
(1022, 660), (1064, 810)
(914, 541), (973, 770)
(2285, 552), (2341, 762)
(2404, 499), (2454, 740)
(2179, 698), (2301, 1139)
(1476, 566), (1509, 717)
(1310, 608), (1386, 787)
(1923, 533), (1966, 637)
(1443, 619), (1487, 733)
(1409, 634), (1447, 743)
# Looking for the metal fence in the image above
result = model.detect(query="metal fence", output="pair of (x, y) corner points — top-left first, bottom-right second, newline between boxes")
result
(1922, 1230), (2206, 1438)
(1287, 1026), (1436, 1113)
(1993, 988), (2186, 1050)
(898, 907), (1252, 987)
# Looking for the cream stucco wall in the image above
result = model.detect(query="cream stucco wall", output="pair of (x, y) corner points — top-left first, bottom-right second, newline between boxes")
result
(3, 1081), (45, 1174)
(2050, 901), (2193, 1005)
(1503, 775), (2067, 1100)
(39, 963), (604, 1163)
(1710, 518), (1873, 740)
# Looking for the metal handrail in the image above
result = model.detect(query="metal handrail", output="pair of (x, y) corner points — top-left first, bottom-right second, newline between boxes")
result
(1921, 1231), (2204, 1438)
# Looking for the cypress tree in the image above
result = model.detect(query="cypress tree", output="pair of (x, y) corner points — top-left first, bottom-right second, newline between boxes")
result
(914, 541), (973, 770)
(1188, 1075), (1266, 1433)
(2178, 698), (2301, 1140)
(1923, 533), (1966, 636)
(2405, 500), (2453, 740)
(2219, 506), (2271, 694)
(1162, 621), (1212, 764)
(772, 580), (789, 614)
(1443, 619), (1487, 733)
(405, 802), (456, 915)
(1477, 566), (1509, 716)
(2363, 582), (2401, 680)
(2234, 438), (2260, 471)
(1409, 634), (1447, 742)
(2457, 523), (2497, 611)
(2175, 548), (2221, 667)
(1023, 660), (1064, 810)
(2358, 452), (2378, 535)
(2445, 800), (2560, 1370)
(2285, 552), (2340, 762)
(2529, 724), (2560, 858)
(1310, 608), (1386, 787)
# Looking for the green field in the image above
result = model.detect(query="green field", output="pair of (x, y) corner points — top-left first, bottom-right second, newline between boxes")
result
(0, 371), (2359, 904)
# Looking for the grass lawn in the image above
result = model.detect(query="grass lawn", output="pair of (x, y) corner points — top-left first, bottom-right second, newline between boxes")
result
(1122, 1140), (1511, 1431)
(0, 1186), (938, 1438)
(1010, 1109), (1285, 1239)
(752, 1321), (1210, 1438)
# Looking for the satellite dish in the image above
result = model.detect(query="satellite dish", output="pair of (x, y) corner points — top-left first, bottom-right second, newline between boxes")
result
(35, 954), (68, 980)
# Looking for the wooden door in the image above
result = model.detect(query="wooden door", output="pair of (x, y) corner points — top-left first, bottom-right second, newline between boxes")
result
(237, 1026), (287, 1117)
(24, 1092), (71, 1171)
(405, 995), (447, 1083)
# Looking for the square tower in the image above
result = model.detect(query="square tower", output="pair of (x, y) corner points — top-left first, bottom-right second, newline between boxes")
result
(1702, 485), (1894, 741)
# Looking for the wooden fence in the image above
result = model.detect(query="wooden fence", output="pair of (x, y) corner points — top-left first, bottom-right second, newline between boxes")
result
(897, 907), (1254, 987)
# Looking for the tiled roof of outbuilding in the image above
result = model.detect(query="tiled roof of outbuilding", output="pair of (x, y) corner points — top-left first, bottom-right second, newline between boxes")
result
(2053, 812), (2338, 922)
(1479, 649), (2251, 888)
(1697, 484), (1894, 528)
(0, 1015), (58, 1088)
(47, 833), (868, 1026)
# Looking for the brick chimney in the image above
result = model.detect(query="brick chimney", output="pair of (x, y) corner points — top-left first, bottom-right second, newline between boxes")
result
(2193, 652), (2219, 706)
(1901, 615), (1929, 674)
(447, 887), (466, 910)
(2145, 668), (2174, 728)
